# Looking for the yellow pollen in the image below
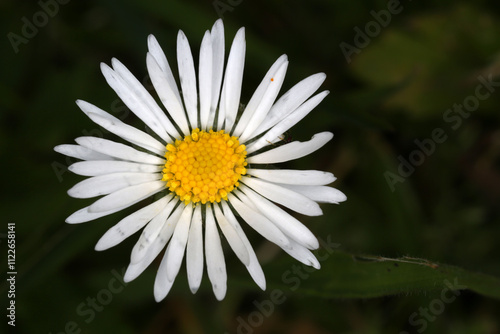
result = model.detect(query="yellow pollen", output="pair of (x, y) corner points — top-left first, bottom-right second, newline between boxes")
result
(162, 128), (247, 205)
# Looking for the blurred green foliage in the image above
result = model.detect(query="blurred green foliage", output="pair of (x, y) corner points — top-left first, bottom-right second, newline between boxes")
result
(1, 0), (500, 333)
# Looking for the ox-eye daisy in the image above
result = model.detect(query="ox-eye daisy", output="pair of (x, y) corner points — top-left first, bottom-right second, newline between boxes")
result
(54, 19), (346, 301)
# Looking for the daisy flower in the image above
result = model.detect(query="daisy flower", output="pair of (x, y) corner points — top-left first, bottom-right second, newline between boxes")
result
(54, 19), (346, 301)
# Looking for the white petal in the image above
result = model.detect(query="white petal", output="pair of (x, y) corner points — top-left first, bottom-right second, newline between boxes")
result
(100, 62), (172, 140)
(221, 201), (266, 290)
(88, 180), (165, 213)
(177, 30), (198, 129)
(205, 206), (227, 300)
(147, 35), (190, 136)
(68, 173), (161, 199)
(126, 203), (183, 282)
(278, 184), (347, 204)
(253, 73), (327, 137)
(242, 177), (322, 216)
(54, 144), (112, 161)
(232, 54), (288, 137)
(125, 236), (166, 283)
(186, 205), (203, 293)
(151, 204), (186, 300)
(147, 34), (181, 95)
(69, 160), (162, 177)
(66, 206), (121, 224)
(111, 58), (181, 138)
(246, 91), (329, 153)
(77, 100), (165, 155)
(65, 187), (157, 224)
(75, 137), (164, 165)
(146, 56), (189, 136)
(208, 19), (225, 129)
(238, 61), (288, 143)
(228, 193), (290, 250)
(239, 184), (319, 249)
(199, 31), (213, 131)
(94, 196), (169, 251)
(246, 168), (336, 186)
(125, 235), (165, 283)
(220, 27), (245, 131)
(130, 195), (177, 264)
(216, 28), (246, 131)
(154, 246), (176, 301)
(247, 132), (333, 164)
(237, 191), (258, 211)
(213, 204), (250, 266)
(165, 204), (193, 282)
(283, 239), (320, 269)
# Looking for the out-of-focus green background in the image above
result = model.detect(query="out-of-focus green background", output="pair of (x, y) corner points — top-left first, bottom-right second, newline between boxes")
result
(1, 0), (500, 333)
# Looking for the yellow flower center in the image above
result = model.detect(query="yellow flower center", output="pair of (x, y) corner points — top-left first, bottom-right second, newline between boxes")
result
(161, 128), (247, 205)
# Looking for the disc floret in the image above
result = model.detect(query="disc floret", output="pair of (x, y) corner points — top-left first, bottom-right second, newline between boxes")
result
(162, 128), (247, 204)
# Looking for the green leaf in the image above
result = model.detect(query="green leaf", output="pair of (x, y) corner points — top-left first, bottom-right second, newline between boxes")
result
(259, 248), (500, 300)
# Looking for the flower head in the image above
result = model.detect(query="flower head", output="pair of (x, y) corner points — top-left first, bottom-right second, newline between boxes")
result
(54, 19), (346, 301)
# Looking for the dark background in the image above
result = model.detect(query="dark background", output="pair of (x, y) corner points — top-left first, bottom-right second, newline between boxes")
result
(1, 0), (500, 333)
